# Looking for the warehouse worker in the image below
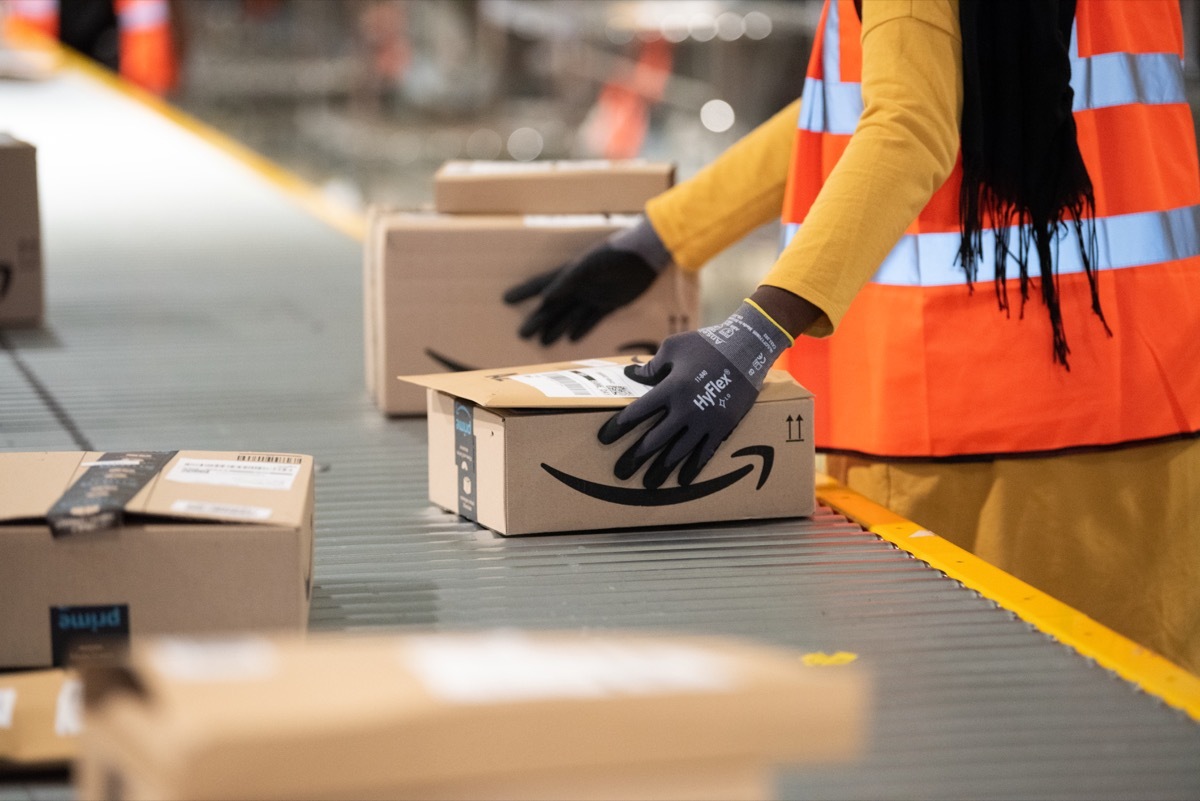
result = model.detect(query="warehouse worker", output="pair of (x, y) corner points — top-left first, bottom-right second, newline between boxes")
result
(506, 0), (1200, 674)
(3, 0), (178, 94)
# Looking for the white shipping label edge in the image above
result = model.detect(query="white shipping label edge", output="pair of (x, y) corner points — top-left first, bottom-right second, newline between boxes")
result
(0, 687), (16, 729)
(149, 638), (279, 684)
(170, 499), (273, 521)
(54, 679), (82, 738)
(509, 366), (652, 399)
(445, 161), (554, 176)
(400, 632), (734, 705)
(165, 458), (300, 491)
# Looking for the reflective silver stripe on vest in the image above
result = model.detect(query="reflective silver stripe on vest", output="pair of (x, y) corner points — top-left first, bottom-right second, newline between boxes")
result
(1070, 50), (1186, 111)
(795, 13), (1186, 135)
(823, 0), (842, 83)
(781, 204), (1200, 287)
(797, 77), (863, 137)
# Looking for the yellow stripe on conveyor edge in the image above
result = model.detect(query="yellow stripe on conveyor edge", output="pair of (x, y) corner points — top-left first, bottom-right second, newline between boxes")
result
(815, 473), (1200, 722)
(46, 38), (366, 242)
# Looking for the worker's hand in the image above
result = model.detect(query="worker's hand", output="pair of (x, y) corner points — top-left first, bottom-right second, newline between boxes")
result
(503, 216), (672, 346)
(598, 300), (793, 489)
(504, 245), (658, 345)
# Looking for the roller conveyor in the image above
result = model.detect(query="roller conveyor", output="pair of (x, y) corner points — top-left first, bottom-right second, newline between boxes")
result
(1, 58), (1198, 801)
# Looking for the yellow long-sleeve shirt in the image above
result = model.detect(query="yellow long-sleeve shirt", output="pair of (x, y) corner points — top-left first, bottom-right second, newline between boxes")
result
(645, 0), (962, 337)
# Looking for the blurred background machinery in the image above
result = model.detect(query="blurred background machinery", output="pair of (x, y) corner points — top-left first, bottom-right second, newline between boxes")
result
(171, 1), (817, 207)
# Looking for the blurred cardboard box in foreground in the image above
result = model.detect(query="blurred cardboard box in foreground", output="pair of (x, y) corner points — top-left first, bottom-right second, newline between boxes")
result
(364, 211), (698, 415)
(0, 134), (43, 327)
(0, 668), (79, 771)
(77, 630), (868, 800)
(402, 358), (815, 536)
(0, 451), (314, 670)
(434, 159), (674, 215)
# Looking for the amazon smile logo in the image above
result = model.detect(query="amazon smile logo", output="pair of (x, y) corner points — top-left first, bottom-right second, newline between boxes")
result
(540, 445), (774, 506)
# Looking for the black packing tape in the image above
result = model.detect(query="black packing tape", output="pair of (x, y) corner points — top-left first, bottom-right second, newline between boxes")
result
(47, 451), (178, 537)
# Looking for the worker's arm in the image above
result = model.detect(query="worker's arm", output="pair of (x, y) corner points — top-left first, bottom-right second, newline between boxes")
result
(601, 0), (964, 487)
(757, 0), (963, 337)
(504, 101), (799, 347)
(644, 98), (801, 270)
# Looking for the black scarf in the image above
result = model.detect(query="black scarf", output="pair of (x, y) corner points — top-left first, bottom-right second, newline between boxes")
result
(957, 0), (1109, 368)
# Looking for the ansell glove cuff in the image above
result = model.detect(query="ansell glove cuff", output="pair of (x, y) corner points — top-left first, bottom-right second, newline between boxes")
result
(696, 299), (793, 390)
(606, 216), (673, 274)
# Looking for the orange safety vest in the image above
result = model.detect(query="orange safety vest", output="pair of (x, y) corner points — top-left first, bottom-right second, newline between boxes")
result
(780, 0), (1200, 459)
(4, 0), (176, 94)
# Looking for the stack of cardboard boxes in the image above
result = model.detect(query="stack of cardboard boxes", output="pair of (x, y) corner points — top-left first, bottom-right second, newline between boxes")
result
(363, 159), (700, 415)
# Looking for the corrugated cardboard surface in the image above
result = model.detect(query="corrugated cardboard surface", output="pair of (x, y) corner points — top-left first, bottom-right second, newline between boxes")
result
(433, 160), (674, 215)
(363, 212), (698, 415)
(77, 631), (866, 801)
(0, 451), (315, 669)
(407, 359), (815, 535)
(0, 134), (43, 327)
(0, 668), (79, 770)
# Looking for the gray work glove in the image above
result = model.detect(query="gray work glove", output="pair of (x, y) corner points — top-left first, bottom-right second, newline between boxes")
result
(598, 300), (793, 489)
(504, 216), (672, 346)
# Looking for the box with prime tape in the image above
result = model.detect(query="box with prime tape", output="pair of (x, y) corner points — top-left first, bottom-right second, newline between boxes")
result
(364, 210), (698, 416)
(433, 159), (675, 215)
(401, 358), (815, 536)
(0, 451), (315, 670)
(76, 630), (868, 801)
(0, 133), (44, 328)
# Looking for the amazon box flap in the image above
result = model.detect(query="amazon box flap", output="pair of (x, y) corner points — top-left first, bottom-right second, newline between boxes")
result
(76, 630), (867, 800)
(0, 451), (315, 669)
(363, 210), (698, 415)
(410, 359), (815, 535)
(0, 668), (80, 770)
(434, 159), (674, 214)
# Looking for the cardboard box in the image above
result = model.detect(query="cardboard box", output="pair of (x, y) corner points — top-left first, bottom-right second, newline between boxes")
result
(364, 211), (698, 415)
(0, 451), (315, 670)
(434, 160), (674, 215)
(0, 668), (80, 770)
(402, 358), (815, 536)
(0, 134), (44, 327)
(76, 630), (868, 800)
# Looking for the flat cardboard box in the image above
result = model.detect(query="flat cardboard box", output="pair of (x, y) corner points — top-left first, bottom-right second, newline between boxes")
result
(0, 451), (315, 670)
(0, 134), (44, 327)
(434, 159), (674, 215)
(0, 668), (80, 770)
(76, 630), (868, 800)
(402, 358), (815, 536)
(364, 211), (698, 415)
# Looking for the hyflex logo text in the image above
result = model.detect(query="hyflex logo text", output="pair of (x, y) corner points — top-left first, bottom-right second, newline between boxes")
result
(693, 368), (733, 411)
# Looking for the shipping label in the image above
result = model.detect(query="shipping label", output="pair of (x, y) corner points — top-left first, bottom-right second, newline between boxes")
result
(0, 687), (15, 730)
(166, 458), (300, 491)
(509, 365), (651, 399)
(401, 632), (734, 704)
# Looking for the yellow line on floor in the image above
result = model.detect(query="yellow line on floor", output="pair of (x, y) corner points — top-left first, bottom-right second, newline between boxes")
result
(816, 473), (1200, 721)
(48, 39), (366, 242)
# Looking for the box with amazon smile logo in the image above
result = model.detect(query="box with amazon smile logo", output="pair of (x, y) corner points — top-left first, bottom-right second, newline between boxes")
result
(401, 358), (815, 536)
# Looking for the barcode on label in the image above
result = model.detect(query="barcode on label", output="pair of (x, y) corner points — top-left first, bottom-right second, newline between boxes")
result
(545, 373), (594, 397)
(237, 454), (302, 465)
